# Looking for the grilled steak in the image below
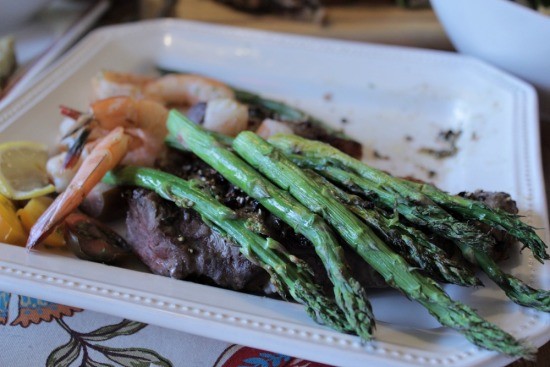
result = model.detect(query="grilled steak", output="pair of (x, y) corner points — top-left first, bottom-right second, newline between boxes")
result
(126, 189), (275, 293)
(459, 190), (518, 262)
(124, 147), (520, 295)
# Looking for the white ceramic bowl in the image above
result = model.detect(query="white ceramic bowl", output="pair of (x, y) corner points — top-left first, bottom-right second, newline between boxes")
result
(0, 0), (52, 33)
(431, 0), (550, 119)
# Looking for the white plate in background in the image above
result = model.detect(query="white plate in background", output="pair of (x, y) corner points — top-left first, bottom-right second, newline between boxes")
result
(431, 0), (550, 119)
(0, 19), (549, 367)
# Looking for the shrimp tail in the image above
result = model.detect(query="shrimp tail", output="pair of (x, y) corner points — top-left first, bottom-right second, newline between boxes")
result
(63, 127), (91, 169)
(61, 109), (95, 169)
(27, 127), (130, 250)
(59, 105), (82, 120)
(59, 106), (93, 140)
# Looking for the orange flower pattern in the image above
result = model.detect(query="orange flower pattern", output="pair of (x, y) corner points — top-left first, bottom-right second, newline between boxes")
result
(0, 291), (82, 327)
(10, 295), (82, 327)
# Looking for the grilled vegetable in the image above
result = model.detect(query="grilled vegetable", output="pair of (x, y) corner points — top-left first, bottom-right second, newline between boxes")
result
(302, 168), (479, 286)
(269, 134), (498, 255)
(233, 131), (532, 358)
(402, 179), (549, 262)
(0, 193), (26, 246)
(270, 134), (550, 312)
(17, 196), (65, 247)
(166, 110), (375, 341)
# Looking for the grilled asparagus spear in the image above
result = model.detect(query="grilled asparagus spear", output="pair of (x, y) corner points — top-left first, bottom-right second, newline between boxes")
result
(269, 134), (549, 261)
(402, 179), (549, 263)
(233, 89), (348, 138)
(166, 110), (375, 341)
(269, 134), (498, 255)
(232, 131), (532, 358)
(302, 168), (480, 286)
(270, 135), (550, 312)
(104, 166), (351, 333)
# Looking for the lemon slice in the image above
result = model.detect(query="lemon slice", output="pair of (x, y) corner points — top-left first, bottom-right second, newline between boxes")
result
(0, 141), (55, 200)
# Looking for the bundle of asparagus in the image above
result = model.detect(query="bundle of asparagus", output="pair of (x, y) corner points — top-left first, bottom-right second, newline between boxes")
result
(107, 109), (549, 358)
(269, 134), (550, 312)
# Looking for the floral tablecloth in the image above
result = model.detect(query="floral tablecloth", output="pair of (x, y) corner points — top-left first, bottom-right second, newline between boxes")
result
(0, 291), (330, 367)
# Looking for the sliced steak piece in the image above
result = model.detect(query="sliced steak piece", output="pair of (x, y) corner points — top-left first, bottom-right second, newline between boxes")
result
(408, 190), (520, 266)
(459, 190), (519, 262)
(126, 189), (275, 294)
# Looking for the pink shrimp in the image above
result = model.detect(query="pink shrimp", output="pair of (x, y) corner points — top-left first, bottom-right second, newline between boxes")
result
(91, 71), (154, 101)
(90, 97), (169, 166)
(92, 71), (235, 106)
(91, 71), (249, 137)
(29, 97), (169, 249)
(27, 128), (129, 249)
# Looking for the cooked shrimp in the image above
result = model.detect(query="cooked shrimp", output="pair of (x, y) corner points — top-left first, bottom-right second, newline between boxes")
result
(47, 98), (164, 193)
(90, 72), (246, 136)
(91, 71), (235, 107)
(203, 98), (249, 136)
(46, 151), (85, 192)
(90, 97), (168, 166)
(143, 74), (235, 106)
(31, 98), (169, 249)
(256, 118), (294, 139)
(27, 128), (129, 249)
(91, 71), (154, 101)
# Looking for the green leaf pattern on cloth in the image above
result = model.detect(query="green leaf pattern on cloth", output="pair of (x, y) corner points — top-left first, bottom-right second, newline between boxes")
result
(79, 320), (148, 342)
(100, 347), (172, 367)
(51, 318), (173, 367)
(46, 337), (81, 367)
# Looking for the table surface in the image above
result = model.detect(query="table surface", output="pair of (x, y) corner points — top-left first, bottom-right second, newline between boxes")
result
(173, 0), (454, 49)
(2, 0), (549, 366)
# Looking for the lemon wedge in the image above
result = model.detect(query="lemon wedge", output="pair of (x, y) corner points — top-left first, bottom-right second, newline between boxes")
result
(0, 141), (55, 200)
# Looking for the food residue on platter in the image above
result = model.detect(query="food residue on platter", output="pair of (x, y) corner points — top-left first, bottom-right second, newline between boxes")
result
(413, 164), (438, 180)
(419, 129), (462, 159)
(373, 150), (390, 160)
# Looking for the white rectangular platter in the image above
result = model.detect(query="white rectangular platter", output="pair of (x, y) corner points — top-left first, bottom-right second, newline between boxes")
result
(0, 19), (549, 367)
